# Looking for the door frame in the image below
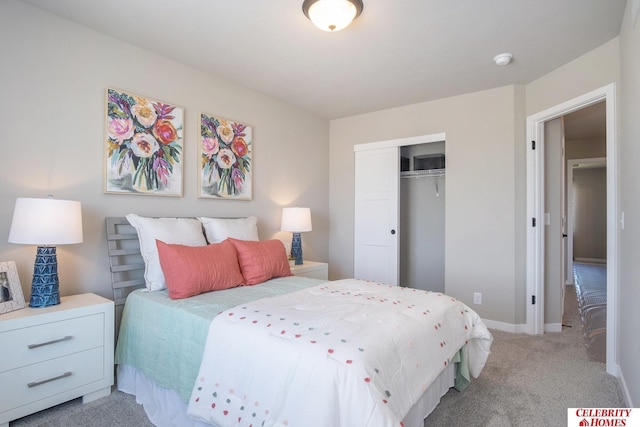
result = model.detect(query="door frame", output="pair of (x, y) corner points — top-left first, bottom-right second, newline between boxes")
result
(526, 83), (618, 376)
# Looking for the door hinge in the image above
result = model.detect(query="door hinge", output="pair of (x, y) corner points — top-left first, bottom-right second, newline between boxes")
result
(532, 140), (536, 150)
(532, 217), (536, 227)
(532, 295), (536, 305)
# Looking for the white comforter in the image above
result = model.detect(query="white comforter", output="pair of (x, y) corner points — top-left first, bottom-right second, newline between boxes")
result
(187, 279), (492, 427)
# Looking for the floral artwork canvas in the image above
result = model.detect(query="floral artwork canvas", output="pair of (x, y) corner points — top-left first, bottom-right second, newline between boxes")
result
(105, 88), (183, 196)
(199, 113), (252, 200)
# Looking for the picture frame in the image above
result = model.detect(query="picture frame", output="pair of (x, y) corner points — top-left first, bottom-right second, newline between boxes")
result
(0, 261), (26, 314)
(105, 88), (184, 197)
(199, 112), (253, 200)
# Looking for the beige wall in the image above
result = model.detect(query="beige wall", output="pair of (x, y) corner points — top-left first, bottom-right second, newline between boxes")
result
(573, 168), (607, 260)
(330, 36), (621, 328)
(618, 0), (640, 407)
(526, 38), (620, 115)
(0, 1), (330, 301)
(566, 138), (607, 159)
(330, 86), (521, 324)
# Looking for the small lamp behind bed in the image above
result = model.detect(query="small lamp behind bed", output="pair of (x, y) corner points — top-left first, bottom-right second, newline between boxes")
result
(280, 207), (312, 266)
(8, 196), (83, 308)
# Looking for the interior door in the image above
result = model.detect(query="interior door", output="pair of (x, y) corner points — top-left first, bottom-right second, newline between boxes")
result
(354, 147), (399, 285)
(560, 118), (567, 317)
(544, 118), (564, 327)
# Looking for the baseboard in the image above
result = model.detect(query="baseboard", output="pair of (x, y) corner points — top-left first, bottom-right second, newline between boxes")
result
(483, 320), (564, 334)
(617, 365), (635, 407)
(574, 257), (607, 264)
(544, 323), (562, 333)
(482, 319), (527, 333)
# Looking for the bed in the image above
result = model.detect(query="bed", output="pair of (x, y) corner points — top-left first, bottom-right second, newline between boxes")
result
(108, 215), (492, 427)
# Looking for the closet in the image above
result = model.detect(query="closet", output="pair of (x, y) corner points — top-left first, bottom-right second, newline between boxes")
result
(354, 134), (446, 291)
(400, 141), (445, 292)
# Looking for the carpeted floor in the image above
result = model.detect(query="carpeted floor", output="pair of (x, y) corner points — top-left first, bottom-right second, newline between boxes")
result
(10, 286), (624, 427)
(425, 284), (623, 426)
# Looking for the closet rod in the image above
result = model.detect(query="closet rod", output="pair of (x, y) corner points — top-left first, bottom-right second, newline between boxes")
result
(400, 169), (446, 179)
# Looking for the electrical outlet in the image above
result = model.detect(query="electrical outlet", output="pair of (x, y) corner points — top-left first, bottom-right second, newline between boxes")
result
(473, 292), (482, 305)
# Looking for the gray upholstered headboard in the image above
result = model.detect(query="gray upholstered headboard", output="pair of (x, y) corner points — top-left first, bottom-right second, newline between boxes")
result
(105, 217), (145, 339)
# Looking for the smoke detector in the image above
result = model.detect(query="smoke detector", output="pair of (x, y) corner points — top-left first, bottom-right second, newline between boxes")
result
(493, 53), (513, 66)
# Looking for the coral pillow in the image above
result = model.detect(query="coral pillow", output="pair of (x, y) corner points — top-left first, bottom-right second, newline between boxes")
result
(156, 239), (245, 299)
(227, 238), (292, 285)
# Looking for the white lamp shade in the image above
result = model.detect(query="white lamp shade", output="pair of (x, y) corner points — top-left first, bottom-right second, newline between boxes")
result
(303, 0), (363, 32)
(281, 207), (312, 232)
(8, 197), (83, 245)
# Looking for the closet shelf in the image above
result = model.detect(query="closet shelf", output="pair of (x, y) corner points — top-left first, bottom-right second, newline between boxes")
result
(400, 169), (446, 179)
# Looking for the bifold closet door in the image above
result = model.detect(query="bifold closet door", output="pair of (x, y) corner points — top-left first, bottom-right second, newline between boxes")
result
(354, 147), (399, 285)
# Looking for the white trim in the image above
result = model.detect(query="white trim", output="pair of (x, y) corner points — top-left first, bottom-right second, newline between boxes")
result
(526, 83), (618, 376)
(618, 367), (635, 407)
(354, 132), (446, 152)
(544, 323), (563, 333)
(482, 320), (593, 336)
(481, 319), (527, 333)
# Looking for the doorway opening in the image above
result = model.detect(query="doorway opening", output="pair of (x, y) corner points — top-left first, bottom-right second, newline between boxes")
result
(526, 84), (617, 376)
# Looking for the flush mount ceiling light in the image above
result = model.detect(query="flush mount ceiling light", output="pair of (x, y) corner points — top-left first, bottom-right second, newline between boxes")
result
(302, 0), (364, 32)
(493, 53), (513, 66)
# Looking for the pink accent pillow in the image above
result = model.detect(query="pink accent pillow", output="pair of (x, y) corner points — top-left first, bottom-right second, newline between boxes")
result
(227, 238), (293, 285)
(156, 239), (245, 299)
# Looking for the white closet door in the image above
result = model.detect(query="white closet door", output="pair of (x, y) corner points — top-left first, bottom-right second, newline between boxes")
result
(354, 147), (399, 285)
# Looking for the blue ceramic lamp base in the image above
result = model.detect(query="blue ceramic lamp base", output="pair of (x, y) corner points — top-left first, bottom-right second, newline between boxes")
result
(290, 232), (303, 265)
(29, 246), (60, 308)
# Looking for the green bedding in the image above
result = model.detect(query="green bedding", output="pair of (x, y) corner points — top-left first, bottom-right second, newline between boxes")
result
(114, 276), (325, 402)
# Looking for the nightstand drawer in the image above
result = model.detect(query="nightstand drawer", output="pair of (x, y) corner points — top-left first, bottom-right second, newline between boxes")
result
(0, 346), (104, 413)
(1, 313), (104, 373)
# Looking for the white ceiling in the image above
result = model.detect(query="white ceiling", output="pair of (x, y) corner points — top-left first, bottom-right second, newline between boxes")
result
(19, 0), (626, 119)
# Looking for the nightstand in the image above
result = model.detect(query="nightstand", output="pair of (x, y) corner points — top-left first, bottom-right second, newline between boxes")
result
(290, 261), (328, 280)
(0, 293), (114, 427)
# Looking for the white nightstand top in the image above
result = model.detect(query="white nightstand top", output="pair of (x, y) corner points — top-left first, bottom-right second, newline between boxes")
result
(0, 293), (111, 319)
(289, 261), (328, 280)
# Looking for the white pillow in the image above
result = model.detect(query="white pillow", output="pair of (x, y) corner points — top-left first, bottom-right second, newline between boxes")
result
(126, 214), (207, 291)
(197, 216), (259, 244)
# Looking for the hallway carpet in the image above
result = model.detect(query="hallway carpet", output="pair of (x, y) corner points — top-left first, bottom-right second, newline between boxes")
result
(573, 262), (607, 363)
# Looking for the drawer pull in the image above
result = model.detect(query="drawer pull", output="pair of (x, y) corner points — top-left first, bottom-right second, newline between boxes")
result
(28, 335), (73, 349)
(27, 371), (72, 388)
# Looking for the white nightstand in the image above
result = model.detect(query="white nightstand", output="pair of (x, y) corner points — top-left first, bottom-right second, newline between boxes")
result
(0, 293), (114, 427)
(290, 261), (328, 280)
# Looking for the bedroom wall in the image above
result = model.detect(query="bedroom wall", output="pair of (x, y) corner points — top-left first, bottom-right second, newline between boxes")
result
(618, 0), (640, 407)
(329, 38), (621, 328)
(566, 137), (607, 159)
(0, 0), (330, 301)
(329, 85), (521, 325)
(573, 167), (607, 261)
(525, 38), (620, 114)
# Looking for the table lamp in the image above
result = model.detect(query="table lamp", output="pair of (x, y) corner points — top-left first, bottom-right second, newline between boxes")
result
(281, 207), (312, 265)
(8, 197), (83, 307)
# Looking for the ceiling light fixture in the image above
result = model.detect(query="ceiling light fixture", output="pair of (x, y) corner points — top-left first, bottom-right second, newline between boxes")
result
(493, 53), (513, 66)
(302, 0), (364, 32)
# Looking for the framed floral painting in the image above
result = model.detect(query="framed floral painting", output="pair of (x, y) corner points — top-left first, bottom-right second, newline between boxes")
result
(199, 113), (252, 200)
(0, 261), (25, 315)
(105, 88), (184, 196)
